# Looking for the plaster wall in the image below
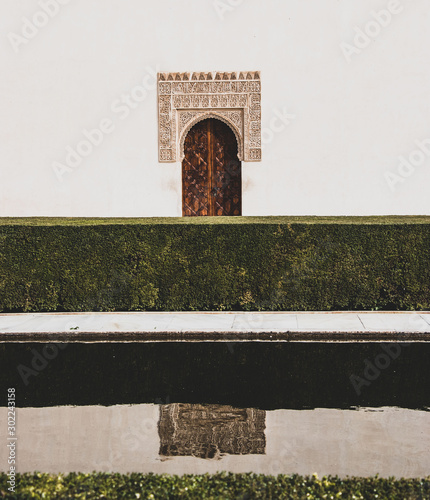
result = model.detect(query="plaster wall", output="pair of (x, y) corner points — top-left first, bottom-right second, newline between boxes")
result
(1, 0), (429, 216)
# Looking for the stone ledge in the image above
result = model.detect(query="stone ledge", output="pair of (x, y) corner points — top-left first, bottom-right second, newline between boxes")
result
(0, 311), (429, 343)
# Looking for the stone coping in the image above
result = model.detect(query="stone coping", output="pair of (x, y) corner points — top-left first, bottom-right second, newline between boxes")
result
(0, 311), (429, 342)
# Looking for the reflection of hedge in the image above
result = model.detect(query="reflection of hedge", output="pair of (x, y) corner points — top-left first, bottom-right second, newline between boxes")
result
(1, 473), (429, 499)
(0, 216), (429, 312)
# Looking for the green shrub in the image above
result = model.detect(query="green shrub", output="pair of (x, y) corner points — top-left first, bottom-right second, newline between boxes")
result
(0, 216), (429, 312)
(0, 472), (429, 499)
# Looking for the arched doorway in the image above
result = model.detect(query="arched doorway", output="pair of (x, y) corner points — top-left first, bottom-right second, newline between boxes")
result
(182, 118), (242, 216)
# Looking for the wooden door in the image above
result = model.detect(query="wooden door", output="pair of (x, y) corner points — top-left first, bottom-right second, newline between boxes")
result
(182, 118), (241, 216)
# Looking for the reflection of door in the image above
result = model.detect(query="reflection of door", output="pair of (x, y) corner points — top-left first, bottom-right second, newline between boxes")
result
(182, 118), (241, 216)
(159, 404), (266, 458)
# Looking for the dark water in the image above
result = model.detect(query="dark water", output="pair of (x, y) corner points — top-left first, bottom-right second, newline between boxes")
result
(0, 342), (428, 409)
(0, 342), (429, 477)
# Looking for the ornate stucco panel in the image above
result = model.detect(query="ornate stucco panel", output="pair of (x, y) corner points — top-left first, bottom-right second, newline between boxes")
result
(157, 71), (262, 162)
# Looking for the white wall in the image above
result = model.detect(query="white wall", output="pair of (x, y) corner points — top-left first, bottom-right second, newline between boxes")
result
(1, 0), (429, 216)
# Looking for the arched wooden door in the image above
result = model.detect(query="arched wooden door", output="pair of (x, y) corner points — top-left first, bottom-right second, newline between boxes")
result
(182, 118), (241, 216)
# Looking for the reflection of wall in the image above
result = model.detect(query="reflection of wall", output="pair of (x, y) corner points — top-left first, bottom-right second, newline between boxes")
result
(1, 405), (429, 477)
(158, 404), (266, 459)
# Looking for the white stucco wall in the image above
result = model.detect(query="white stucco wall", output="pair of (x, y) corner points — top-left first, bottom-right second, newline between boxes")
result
(1, 0), (429, 216)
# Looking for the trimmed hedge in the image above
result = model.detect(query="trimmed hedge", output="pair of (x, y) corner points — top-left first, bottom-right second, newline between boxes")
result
(0, 217), (429, 312)
(1, 473), (429, 499)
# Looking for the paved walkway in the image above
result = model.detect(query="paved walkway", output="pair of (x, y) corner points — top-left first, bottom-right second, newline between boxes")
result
(0, 311), (429, 342)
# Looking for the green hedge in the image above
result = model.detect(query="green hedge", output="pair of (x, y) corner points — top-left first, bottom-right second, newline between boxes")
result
(0, 473), (430, 500)
(1, 472), (429, 499)
(0, 217), (429, 312)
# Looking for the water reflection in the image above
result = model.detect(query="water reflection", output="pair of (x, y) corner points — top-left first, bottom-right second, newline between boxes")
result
(158, 404), (266, 459)
(1, 342), (430, 477)
(1, 342), (429, 410)
(0, 404), (428, 478)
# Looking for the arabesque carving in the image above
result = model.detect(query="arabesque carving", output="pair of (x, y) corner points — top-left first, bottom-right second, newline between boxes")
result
(158, 71), (261, 162)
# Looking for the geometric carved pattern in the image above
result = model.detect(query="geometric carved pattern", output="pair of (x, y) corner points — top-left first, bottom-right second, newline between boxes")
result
(158, 404), (266, 459)
(158, 71), (262, 162)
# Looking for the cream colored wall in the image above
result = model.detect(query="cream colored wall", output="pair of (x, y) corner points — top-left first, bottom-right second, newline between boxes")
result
(1, 0), (429, 216)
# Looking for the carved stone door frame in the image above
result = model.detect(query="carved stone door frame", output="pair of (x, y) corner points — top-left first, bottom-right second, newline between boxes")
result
(157, 71), (262, 163)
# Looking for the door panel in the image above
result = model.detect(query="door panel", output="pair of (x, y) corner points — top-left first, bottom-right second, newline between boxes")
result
(182, 119), (241, 217)
(182, 122), (210, 216)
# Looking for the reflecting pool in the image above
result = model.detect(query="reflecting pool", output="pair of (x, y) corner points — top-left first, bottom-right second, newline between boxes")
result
(0, 342), (429, 477)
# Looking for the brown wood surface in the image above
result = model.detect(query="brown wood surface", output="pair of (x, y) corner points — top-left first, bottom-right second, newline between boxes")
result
(182, 118), (241, 216)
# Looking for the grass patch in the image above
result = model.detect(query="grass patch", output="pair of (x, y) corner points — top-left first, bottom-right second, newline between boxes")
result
(0, 215), (430, 226)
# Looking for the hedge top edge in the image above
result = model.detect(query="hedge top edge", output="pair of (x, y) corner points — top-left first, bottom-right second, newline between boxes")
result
(1, 216), (430, 226)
